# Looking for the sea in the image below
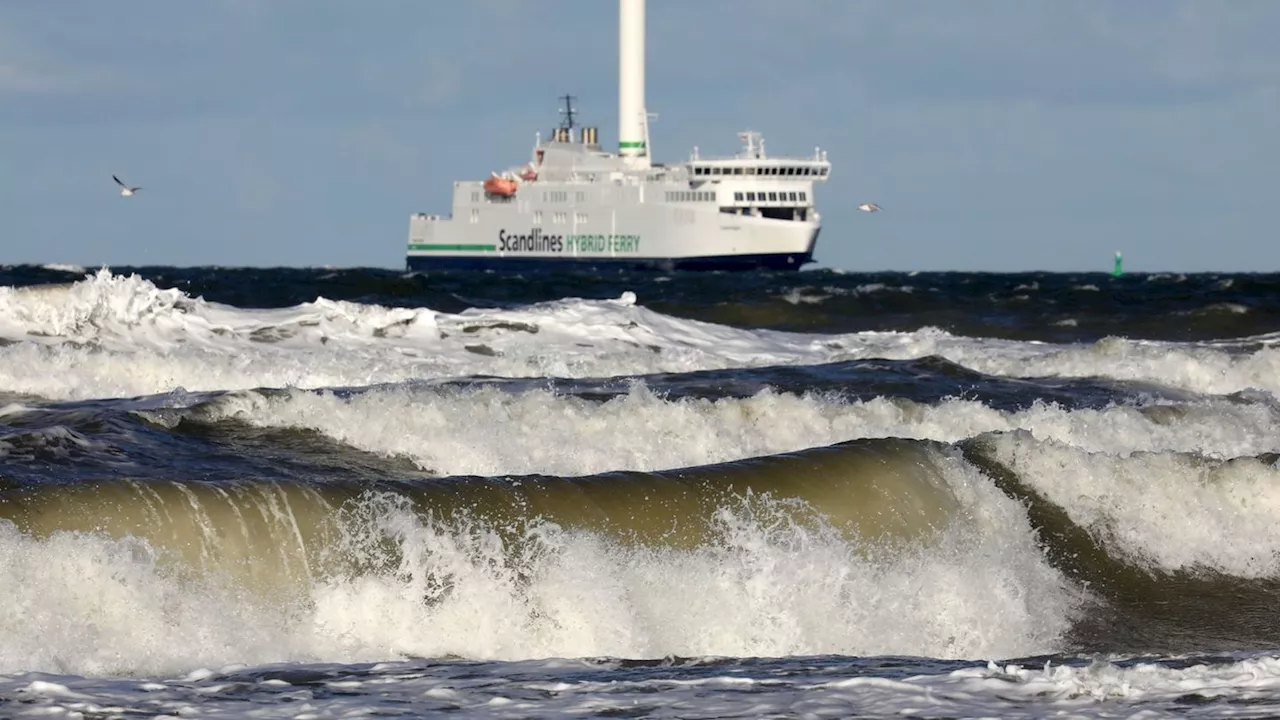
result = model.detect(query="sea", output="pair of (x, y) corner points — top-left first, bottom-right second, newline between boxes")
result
(2, 263), (1280, 719)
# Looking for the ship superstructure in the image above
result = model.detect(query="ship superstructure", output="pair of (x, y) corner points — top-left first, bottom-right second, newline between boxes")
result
(406, 0), (831, 272)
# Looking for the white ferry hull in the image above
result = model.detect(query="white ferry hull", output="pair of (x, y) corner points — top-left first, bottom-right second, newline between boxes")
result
(408, 201), (819, 272)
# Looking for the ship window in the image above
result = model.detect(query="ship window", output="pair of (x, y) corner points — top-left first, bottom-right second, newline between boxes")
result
(799, 192), (807, 201)
(788, 192), (797, 201)
(732, 168), (742, 175)
(746, 192), (756, 201)
(768, 192), (778, 201)
(734, 192), (743, 201)
(533, 211), (543, 224)
(470, 209), (479, 223)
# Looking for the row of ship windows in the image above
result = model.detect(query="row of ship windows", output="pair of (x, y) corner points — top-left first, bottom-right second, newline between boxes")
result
(665, 191), (715, 202)
(469, 189), (806, 205)
(468, 209), (590, 224)
(469, 191), (588, 203)
(693, 166), (827, 177)
(667, 190), (809, 203)
(735, 191), (807, 203)
(542, 191), (588, 202)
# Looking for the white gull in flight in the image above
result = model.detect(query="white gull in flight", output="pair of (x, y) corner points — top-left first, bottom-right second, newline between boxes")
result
(113, 175), (141, 197)
(857, 203), (881, 213)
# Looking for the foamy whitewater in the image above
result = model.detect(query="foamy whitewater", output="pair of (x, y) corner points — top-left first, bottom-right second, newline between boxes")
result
(3, 265), (1280, 718)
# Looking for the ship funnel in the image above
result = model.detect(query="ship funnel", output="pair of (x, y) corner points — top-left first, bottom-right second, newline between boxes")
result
(582, 126), (598, 146)
(618, 0), (648, 168)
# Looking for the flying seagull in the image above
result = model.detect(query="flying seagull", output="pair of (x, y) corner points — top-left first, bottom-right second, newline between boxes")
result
(113, 175), (141, 197)
(857, 203), (881, 213)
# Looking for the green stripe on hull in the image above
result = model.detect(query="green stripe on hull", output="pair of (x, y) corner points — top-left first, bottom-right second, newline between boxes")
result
(408, 243), (497, 252)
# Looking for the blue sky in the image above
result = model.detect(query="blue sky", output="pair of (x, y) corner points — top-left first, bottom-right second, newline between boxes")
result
(2, 0), (1278, 272)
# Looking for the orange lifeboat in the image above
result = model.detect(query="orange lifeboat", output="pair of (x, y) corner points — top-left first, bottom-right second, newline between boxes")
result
(483, 174), (519, 197)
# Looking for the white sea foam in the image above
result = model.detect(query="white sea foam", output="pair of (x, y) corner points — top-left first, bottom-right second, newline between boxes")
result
(3, 270), (1280, 401)
(38, 264), (87, 274)
(983, 429), (1280, 577)
(161, 384), (1280, 479)
(0, 457), (1073, 677)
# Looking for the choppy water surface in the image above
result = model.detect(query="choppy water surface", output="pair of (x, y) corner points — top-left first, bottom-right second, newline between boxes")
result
(3, 263), (1280, 718)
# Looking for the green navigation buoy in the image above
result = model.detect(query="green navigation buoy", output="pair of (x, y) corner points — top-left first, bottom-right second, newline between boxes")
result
(1112, 250), (1123, 277)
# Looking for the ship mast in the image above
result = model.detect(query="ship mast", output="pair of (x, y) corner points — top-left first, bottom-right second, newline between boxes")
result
(559, 94), (578, 131)
(618, 0), (650, 169)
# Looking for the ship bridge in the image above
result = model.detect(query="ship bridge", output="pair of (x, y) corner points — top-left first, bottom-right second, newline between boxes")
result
(685, 131), (830, 180)
(683, 131), (829, 222)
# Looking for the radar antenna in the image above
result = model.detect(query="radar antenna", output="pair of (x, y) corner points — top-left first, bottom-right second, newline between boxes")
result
(558, 94), (578, 131)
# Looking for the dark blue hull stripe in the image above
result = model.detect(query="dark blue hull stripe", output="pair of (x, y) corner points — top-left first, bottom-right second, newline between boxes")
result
(406, 252), (814, 273)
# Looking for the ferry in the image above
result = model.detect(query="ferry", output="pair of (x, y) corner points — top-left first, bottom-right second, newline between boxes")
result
(406, 0), (832, 272)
